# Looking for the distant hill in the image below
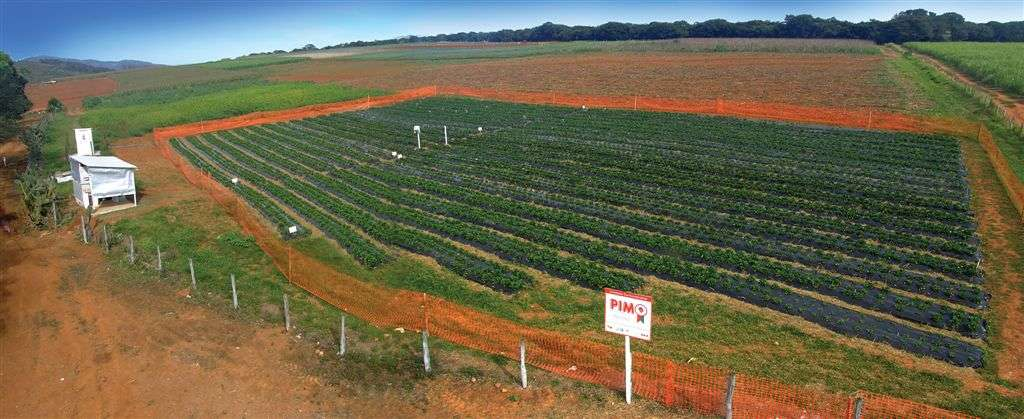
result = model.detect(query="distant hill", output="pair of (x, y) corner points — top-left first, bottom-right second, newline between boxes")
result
(14, 56), (161, 82)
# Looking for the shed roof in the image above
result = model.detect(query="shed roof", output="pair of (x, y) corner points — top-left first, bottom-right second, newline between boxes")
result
(69, 154), (137, 170)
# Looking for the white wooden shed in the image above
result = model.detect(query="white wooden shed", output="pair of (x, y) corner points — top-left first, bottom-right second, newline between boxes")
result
(69, 154), (138, 214)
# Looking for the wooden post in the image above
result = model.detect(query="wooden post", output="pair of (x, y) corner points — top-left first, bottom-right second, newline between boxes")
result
(103, 225), (109, 253)
(624, 335), (632, 404)
(338, 315), (346, 356)
(80, 215), (89, 244)
(519, 338), (528, 388)
(188, 258), (197, 289)
(724, 373), (736, 419)
(852, 397), (864, 419)
(156, 245), (162, 272)
(128, 236), (135, 263)
(51, 201), (58, 226)
(230, 274), (238, 309)
(283, 294), (291, 331)
(422, 330), (431, 373)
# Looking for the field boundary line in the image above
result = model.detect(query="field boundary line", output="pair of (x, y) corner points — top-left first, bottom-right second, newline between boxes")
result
(151, 91), (977, 418)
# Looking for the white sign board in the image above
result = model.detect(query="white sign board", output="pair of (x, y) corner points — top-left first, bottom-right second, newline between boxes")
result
(74, 128), (94, 156)
(604, 288), (652, 340)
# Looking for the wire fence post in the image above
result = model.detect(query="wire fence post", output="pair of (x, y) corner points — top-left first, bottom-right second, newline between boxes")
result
(80, 214), (89, 244)
(853, 397), (864, 419)
(230, 274), (238, 309)
(422, 329), (431, 373)
(338, 315), (346, 357)
(724, 373), (737, 419)
(188, 258), (197, 289)
(519, 337), (528, 388)
(624, 335), (632, 405)
(422, 292), (431, 373)
(283, 294), (291, 332)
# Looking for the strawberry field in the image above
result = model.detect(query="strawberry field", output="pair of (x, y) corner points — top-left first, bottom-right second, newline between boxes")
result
(171, 97), (987, 367)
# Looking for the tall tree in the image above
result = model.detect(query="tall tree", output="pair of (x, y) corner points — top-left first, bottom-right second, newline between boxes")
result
(1, 51), (32, 140)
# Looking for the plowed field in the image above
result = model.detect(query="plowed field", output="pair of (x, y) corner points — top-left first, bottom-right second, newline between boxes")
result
(271, 52), (913, 110)
(25, 77), (117, 113)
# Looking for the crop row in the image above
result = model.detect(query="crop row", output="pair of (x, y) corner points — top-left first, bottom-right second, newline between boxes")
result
(232, 124), (985, 339)
(186, 133), (532, 292)
(170, 139), (309, 240)
(177, 123), (984, 366)
(290, 117), (980, 270)
(212, 130), (643, 291)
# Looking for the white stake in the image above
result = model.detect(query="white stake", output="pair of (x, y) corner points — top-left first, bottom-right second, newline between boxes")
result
(129, 236), (135, 263)
(230, 274), (238, 309)
(422, 330), (431, 372)
(283, 294), (291, 331)
(188, 258), (197, 289)
(80, 215), (89, 244)
(156, 245), (162, 272)
(624, 335), (632, 405)
(338, 315), (346, 356)
(519, 338), (528, 388)
(443, 125), (448, 146)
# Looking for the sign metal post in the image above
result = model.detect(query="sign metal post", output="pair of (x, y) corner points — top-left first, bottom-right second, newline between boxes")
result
(603, 288), (652, 406)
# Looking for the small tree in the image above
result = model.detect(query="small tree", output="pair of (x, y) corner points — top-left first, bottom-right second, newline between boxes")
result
(47, 97), (65, 113)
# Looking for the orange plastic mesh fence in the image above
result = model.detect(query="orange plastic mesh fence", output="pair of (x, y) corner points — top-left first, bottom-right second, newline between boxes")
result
(152, 89), (991, 418)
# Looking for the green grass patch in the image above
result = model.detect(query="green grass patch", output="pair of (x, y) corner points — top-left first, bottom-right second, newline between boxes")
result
(197, 55), (310, 70)
(905, 42), (1024, 96)
(80, 81), (387, 146)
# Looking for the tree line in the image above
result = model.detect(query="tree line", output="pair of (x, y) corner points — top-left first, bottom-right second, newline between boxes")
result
(325, 9), (1023, 50)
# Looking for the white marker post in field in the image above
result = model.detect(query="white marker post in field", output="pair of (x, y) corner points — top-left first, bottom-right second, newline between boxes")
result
(443, 125), (449, 146)
(604, 288), (652, 405)
(413, 125), (421, 150)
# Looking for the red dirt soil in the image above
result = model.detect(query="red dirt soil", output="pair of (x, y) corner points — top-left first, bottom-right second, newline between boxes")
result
(25, 77), (118, 114)
(271, 52), (911, 110)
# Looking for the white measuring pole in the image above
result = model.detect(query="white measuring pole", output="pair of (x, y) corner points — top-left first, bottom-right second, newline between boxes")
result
(422, 330), (431, 372)
(283, 294), (291, 331)
(188, 258), (197, 289)
(230, 274), (238, 309)
(156, 246), (162, 272)
(338, 315), (346, 356)
(624, 335), (632, 405)
(414, 126), (421, 149)
(519, 338), (528, 388)
(444, 126), (449, 146)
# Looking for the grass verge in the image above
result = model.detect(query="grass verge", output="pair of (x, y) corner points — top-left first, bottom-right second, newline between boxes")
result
(80, 81), (387, 147)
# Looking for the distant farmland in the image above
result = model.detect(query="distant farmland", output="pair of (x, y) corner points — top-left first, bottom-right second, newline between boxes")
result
(172, 97), (986, 367)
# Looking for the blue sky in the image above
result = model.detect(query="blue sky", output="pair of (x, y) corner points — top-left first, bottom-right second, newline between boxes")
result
(1, 1), (1021, 65)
